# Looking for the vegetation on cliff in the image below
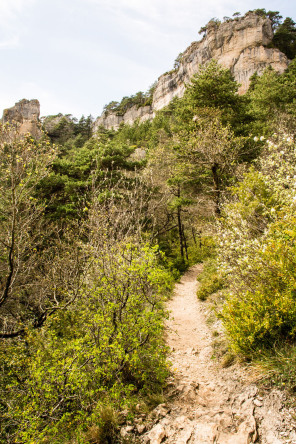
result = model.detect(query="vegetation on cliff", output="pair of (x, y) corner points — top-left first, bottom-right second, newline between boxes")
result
(102, 82), (157, 117)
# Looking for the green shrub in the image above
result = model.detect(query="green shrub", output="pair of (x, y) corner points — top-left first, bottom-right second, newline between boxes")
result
(220, 212), (296, 355)
(189, 236), (216, 264)
(197, 275), (224, 300)
(196, 259), (224, 300)
(0, 243), (173, 443)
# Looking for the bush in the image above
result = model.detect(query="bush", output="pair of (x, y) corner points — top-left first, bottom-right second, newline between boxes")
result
(189, 236), (216, 264)
(0, 243), (173, 442)
(217, 133), (296, 355)
(220, 212), (296, 354)
(197, 275), (224, 300)
(196, 260), (224, 300)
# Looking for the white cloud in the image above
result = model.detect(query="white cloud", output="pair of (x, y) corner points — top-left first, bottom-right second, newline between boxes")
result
(84, 0), (248, 30)
(0, 35), (19, 48)
(0, 0), (36, 47)
(1, 80), (83, 118)
(81, 0), (250, 62)
(0, 0), (35, 19)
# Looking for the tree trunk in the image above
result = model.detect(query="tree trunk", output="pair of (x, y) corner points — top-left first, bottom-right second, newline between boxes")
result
(211, 163), (221, 216)
(182, 224), (189, 261)
(177, 205), (184, 258)
(177, 185), (184, 258)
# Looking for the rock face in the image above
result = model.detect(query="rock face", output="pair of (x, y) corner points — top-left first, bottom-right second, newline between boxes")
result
(2, 99), (42, 139)
(94, 104), (153, 132)
(94, 12), (289, 130)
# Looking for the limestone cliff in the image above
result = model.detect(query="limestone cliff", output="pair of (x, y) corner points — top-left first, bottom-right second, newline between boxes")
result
(94, 12), (289, 131)
(2, 99), (42, 139)
(94, 105), (153, 131)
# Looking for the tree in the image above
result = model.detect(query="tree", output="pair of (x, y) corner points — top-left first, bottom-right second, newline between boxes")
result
(73, 114), (94, 145)
(42, 114), (75, 145)
(103, 100), (120, 114)
(248, 68), (284, 120)
(247, 63), (296, 134)
(183, 60), (239, 110)
(266, 10), (282, 30)
(252, 9), (282, 31)
(0, 124), (86, 338)
(174, 52), (183, 69)
(177, 60), (250, 135)
(177, 111), (244, 216)
(273, 17), (296, 59)
(1, 240), (173, 442)
(146, 140), (194, 261)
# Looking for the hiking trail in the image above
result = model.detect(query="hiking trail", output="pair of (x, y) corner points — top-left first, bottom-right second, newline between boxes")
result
(140, 265), (296, 444)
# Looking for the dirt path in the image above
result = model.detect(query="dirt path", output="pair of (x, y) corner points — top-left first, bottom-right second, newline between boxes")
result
(140, 265), (296, 444)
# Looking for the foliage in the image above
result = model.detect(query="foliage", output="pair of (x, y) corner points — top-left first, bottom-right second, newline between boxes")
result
(176, 109), (245, 215)
(176, 60), (252, 137)
(38, 137), (142, 221)
(43, 114), (93, 148)
(252, 9), (283, 30)
(247, 62), (296, 134)
(220, 211), (296, 354)
(103, 83), (157, 116)
(196, 260), (224, 301)
(3, 15), (296, 440)
(218, 132), (296, 355)
(0, 243), (173, 442)
(181, 60), (240, 113)
(248, 68), (285, 122)
(174, 52), (184, 69)
(0, 124), (87, 338)
(273, 17), (296, 59)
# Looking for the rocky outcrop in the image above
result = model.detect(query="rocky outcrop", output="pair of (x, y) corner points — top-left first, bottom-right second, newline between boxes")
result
(94, 104), (153, 132)
(152, 12), (288, 110)
(2, 99), (42, 139)
(94, 12), (289, 130)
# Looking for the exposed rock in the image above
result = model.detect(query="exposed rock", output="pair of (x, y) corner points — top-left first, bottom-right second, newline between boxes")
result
(94, 12), (289, 130)
(2, 99), (42, 139)
(136, 424), (146, 434)
(129, 147), (147, 161)
(152, 12), (288, 111)
(152, 404), (170, 420)
(255, 390), (296, 444)
(143, 423), (166, 443)
(94, 104), (153, 132)
(253, 398), (263, 407)
(120, 425), (134, 439)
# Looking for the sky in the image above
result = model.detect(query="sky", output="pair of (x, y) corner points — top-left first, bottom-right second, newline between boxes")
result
(0, 0), (295, 119)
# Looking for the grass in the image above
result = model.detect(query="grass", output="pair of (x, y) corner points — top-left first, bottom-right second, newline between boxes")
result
(254, 342), (296, 393)
(221, 353), (235, 368)
(84, 406), (119, 444)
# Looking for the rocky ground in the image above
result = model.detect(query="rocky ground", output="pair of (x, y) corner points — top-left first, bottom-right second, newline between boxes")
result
(121, 265), (296, 443)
